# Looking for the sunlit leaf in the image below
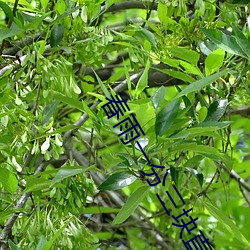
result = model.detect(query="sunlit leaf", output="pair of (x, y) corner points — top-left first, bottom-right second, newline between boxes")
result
(205, 49), (225, 75)
(0, 168), (18, 194)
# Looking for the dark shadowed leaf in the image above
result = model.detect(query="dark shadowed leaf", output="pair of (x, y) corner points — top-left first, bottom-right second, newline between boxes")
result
(155, 99), (179, 137)
(170, 165), (181, 186)
(205, 99), (228, 122)
(50, 24), (64, 47)
(98, 172), (137, 191)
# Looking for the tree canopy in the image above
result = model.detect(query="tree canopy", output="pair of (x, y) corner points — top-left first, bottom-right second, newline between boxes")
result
(0, 0), (250, 249)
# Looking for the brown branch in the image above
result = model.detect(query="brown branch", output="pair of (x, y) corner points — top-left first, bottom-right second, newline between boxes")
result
(0, 45), (51, 78)
(219, 162), (250, 193)
(2, 32), (46, 56)
(142, 0), (156, 28)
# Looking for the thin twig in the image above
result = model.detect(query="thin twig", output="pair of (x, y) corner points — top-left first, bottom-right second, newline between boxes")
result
(141, 0), (156, 28)
(239, 183), (250, 206)
(219, 162), (250, 193)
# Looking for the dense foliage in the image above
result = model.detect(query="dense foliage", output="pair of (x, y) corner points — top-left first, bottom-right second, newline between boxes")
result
(0, 0), (250, 249)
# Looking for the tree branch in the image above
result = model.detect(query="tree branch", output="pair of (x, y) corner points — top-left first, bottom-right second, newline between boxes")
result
(219, 162), (250, 193)
(2, 32), (46, 56)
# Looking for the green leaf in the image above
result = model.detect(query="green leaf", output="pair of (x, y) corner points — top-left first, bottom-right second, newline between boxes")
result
(200, 28), (247, 58)
(53, 92), (84, 112)
(42, 223), (69, 250)
(178, 61), (203, 76)
(157, 1), (168, 24)
(0, 168), (18, 194)
(134, 59), (151, 98)
(0, 26), (23, 42)
(193, 121), (231, 129)
(51, 166), (86, 186)
(25, 12), (52, 30)
(151, 86), (166, 111)
(112, 185), (150, 224)
(80, 206), (120, 214)
(36, 236), (48, 250)
(24, 177), (51, 192)
(170, 126), (220, 139)
(168, 47), (200, 65)
(0, 209), (24, 223)
(98, 172), (137, 191)
(41, 100), (60, 125)
(205, 99), (228, 122)
(185, 167), (204, 187)
(156, 67), (195, 83)
(176, 69), (231, 98)
(0, 2), (14, 21)
(155, 99), (179, 137)
(94, 70), (111, 99)
(203, 201), (250, 248)
(40, 0), (49, 9)
(205, 48), (225, 75)
(170, 165), (180, 186)
(170, 143), (231, 167)
(234, 35), (250, 58)
(50, 24), (64, 47)
(138, 27), (157, 48)
(231, 24), (247, 41)
(8, 241), (22, 250)
(198, 106), (208, 122)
